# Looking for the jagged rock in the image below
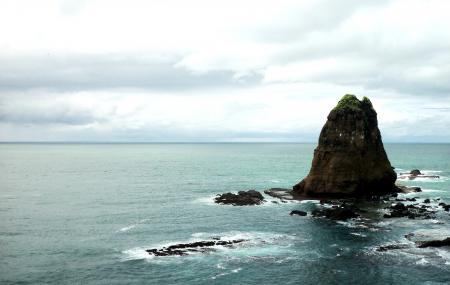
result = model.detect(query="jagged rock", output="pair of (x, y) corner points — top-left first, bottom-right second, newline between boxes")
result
(410, 169), (422, 176)
(215, 190), (264, 206)
(417, 237), (450, 248)
(423, 198), (430, 204)
(311, 205), (359, 220)
(376, 243), (411, 252)
(146, 239), (246, 256)
(384, 202), (435, 219)
(437, 202), (450, 211)
(293, 95), (396, 197)
(290, 210), (307, 216)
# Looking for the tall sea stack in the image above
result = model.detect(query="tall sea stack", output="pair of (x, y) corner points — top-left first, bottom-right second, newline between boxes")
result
(293, 94), (397, 196)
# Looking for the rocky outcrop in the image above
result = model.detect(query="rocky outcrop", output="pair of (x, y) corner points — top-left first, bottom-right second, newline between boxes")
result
(290, 210), (307, 216)
(439, 202), (450, 211)
(398, 169), (440, 180)
(215, 190), (264, 206)
(293, 95), (397, 197)
(383, 201), (438, 219)
(311, 204), (360, 220)
(146, 239), (246, 256)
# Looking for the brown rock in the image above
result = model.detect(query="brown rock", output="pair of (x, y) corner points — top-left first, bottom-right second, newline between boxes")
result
(293, 95), (397, 197)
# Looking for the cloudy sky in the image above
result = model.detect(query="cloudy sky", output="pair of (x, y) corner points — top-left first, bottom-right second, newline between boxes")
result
(1, 0), (449, 142)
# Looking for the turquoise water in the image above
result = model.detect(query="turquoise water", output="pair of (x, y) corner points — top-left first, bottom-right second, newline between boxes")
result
(1, 143), (449, 284)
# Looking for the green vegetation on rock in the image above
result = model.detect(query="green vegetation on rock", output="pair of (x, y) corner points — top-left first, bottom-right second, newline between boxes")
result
(334, 94), (373, 111)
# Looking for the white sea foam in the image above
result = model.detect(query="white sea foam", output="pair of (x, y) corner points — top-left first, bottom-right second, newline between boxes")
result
(193, 195), (217, 205)
(436, 249), (450, 265)
(118, 224), (137, 232)
(415, 258), (429, 265)
(350, 232), (367, 237)
(300, 199), (320, 204)
(117, 219), (150, 233)
(122, 247), (154, 261)
(270, 179), (280, 183)
(211, 268), (242, 280)
(397, 177), (444, 183)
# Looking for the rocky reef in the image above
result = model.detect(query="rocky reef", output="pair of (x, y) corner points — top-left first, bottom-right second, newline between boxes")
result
(146, 239), (246, 256)
(214, 190), (265, 206)
(294, 94), (397, 197)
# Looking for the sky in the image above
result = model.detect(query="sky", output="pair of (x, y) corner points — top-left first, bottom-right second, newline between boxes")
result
(0, 0), (449, 142)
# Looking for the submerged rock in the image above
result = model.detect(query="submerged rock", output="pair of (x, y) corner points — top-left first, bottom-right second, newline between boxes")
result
(383, 202), (436, 219)
(215, 190), (264, 206)
(311, 205), (359, 221)
(146, 239), (246, 256)
(290, 210), (307, 216)
(439, 203), (450, 211)
(293, 95), (397, 197)
(376, 243), (411, 252)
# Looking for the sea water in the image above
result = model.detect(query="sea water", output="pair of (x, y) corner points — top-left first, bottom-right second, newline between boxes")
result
(0, 143), (449, 284)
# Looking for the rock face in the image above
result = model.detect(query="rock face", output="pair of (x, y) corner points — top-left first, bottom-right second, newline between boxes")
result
(293, 95), (397, 196)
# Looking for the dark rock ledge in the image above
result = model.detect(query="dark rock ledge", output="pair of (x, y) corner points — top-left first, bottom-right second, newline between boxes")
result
(311, 203), (361, 221)
(417, 237), (450, 248)
(377, 236), (450, 251)
(146, 239), (246, 256)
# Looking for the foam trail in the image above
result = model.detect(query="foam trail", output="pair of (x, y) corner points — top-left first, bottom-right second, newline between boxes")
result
(118, 224), (137, 232)
(117, 219), (150, 233)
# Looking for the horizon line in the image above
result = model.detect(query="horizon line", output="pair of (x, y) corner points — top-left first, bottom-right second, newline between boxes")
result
(1, 141), (449, 144)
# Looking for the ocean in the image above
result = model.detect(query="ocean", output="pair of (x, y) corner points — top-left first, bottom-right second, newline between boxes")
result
(1, 143), (449, 284)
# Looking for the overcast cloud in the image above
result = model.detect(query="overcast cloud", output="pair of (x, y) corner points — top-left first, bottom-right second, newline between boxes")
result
(0, 0), (449, 142)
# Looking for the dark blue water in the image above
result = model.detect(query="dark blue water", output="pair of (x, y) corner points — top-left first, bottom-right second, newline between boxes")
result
(1, 143), (449, 284)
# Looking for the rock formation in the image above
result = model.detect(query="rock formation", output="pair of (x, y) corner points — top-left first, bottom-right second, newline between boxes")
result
(293, 94), (397, 197)
(215, 190), (264, 205)
(398, 169), (440, 180)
